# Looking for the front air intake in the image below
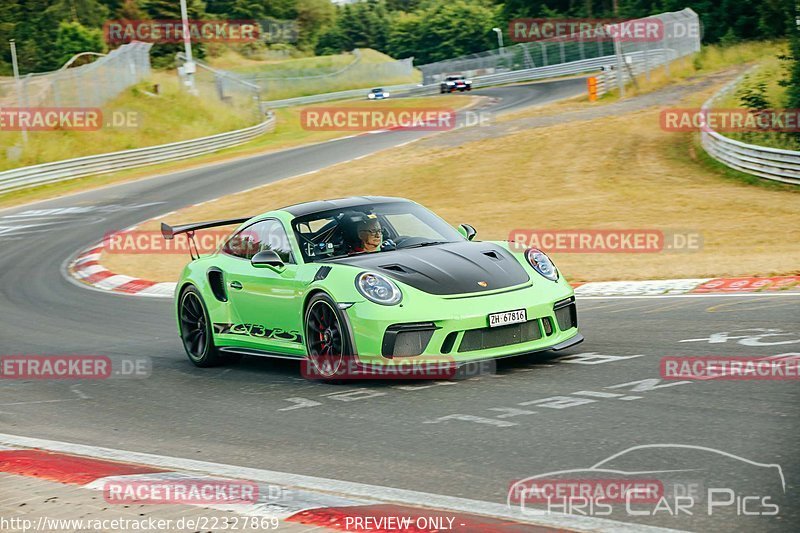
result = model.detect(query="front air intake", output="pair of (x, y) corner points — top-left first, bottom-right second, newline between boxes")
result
(458, 321), (541, 352)
(382, 323), (438, 357)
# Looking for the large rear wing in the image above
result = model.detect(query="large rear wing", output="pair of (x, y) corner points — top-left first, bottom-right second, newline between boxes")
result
(160, 217), (253, 259)
(160, 217), (252, 240)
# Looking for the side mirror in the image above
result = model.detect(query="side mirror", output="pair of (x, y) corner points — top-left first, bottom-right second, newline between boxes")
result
(458, 223), (477, 241)
(251, 249), (285, 271)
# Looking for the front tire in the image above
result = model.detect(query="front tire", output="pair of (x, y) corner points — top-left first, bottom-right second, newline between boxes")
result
(178, 286), (229, 367)
(304, 293), (353, 380)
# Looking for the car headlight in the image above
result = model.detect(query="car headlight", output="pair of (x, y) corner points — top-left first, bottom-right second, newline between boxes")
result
(356, 272), (402, 305)
(447, 82), (455, 85)
(526, 248), (559, 281)
(368, 94), (375, 99)
(384, 92), (390, 97)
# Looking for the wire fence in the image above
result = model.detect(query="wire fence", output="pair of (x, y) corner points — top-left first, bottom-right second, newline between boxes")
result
(249, 50), (417, 101)
(612, 9), (701, 94)
(176, 53), (264, 124)
(0, 42), (152, 109)
(417, 8), (701, 89)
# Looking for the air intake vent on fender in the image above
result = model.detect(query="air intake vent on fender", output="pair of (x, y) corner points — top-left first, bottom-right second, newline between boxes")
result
(314, 266), (332, 281)
(207, 268), (227, 302)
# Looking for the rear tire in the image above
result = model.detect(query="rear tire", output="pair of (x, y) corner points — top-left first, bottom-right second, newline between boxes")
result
(178, 286), (234, 367)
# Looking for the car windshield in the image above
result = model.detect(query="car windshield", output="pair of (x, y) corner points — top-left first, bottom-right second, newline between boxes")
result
(292, 201), (464, 262)
(372, 88), (383, 93)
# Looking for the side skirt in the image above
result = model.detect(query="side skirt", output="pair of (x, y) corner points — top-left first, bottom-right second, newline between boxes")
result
(218, 347), (305, 361)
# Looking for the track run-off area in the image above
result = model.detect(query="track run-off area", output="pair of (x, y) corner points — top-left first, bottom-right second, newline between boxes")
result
(0, 78), (797, 532)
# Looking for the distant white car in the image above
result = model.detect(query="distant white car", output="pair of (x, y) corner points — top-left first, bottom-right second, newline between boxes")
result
(367, 88), (390, 100)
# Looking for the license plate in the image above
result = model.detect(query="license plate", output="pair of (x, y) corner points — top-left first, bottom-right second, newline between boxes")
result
(488, 309), (527, 328)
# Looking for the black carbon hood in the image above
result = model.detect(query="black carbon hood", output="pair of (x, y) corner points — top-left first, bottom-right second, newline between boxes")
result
(332, 241), (530, 295)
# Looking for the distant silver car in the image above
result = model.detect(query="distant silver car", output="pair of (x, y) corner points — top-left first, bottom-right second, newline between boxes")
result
(367, 88), (389, 100)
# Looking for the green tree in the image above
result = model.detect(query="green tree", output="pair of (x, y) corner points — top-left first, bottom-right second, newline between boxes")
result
(0, 0), (21, 74)
(118, 0), (146, 20)
(295, 0), (335, 50)
(315, 24), (347, 55)
(785, 4), (800, 111)
(45, 0), (110, 28)
(264, 0), (298, 19)
(14, 0), (63, 71)
(53, 21), (106, 66)
(143, 0), (208, 67)
(738, 76), (770, 111)
(386, 10), (422, 60)
(388, 0), (497, 63)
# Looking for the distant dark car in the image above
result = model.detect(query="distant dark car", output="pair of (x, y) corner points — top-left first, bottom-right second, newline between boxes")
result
(440, 75), (472, 93)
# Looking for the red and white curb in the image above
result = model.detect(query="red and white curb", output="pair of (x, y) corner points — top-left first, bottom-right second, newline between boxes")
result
(68, 242), (800, 299)
(0, 433), (682, 533)
(69, 245), (176, 297)
(573, 276), (800, 297)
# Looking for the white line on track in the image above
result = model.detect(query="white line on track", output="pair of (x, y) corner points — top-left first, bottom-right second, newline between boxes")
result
(0, 399), (83, 406)
(0, 433), (685, 533)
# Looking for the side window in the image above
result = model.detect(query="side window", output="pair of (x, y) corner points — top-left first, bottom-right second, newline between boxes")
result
(223, 220), (295, 263)
(222, 225), (260, 259)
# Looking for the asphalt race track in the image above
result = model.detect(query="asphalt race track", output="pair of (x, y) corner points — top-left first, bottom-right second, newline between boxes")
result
(1, 78), (798, 532)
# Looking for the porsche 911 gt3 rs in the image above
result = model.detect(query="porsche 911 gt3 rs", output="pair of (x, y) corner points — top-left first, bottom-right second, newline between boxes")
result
(162, 197), (582, 376)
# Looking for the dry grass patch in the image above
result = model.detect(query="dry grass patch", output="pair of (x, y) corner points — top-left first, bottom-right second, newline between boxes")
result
(103, 95), (799, 284)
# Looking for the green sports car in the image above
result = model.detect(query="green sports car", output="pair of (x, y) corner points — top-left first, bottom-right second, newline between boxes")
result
(161, 196), (582, 377)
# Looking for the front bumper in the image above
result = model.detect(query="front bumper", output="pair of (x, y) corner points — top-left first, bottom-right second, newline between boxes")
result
(344, 282), (581, 366)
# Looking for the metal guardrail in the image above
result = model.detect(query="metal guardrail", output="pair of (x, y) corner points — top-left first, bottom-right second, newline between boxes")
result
(469, 54), (622, 89)
(700, 77), (800, 185)
(265, 50), (674, 108)
(266, 83), (420, 107)
(417, 8), (699, 88)
(0, 113), (276, 194)
(266, 58), (625, 107)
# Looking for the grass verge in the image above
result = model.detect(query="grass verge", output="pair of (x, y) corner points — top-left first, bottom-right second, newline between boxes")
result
(101, 70), (799, 284)
(219, 49), (422, 101)
(0, 95), (475, 210)
(0, 71), (256, 173)
(501, 41), (787, 123)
